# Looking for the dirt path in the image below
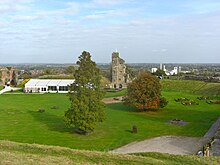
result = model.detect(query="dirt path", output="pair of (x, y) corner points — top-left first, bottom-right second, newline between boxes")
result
(110, 136), (205, 155)
(0, 86), (22, 94)
(102, 97), (123, 104)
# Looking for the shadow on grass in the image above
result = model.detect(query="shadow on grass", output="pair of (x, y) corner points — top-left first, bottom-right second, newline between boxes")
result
(106, 103), (139, 112)
(107, 103), (166, 114)
(28, 110), (73, 134)
(125, 130), (133, 133)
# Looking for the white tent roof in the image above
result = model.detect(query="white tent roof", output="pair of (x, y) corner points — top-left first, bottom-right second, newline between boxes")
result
(25, 79), (75, 87)
(47, 80), (62, 86)
(58, 80), (74, 86)
(25, 79), (40, 87)
(36, 80), (50, 86)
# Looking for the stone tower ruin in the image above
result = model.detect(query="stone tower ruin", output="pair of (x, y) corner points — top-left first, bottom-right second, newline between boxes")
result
(111, 52), (128, 88)
(1, 67), (18, 86)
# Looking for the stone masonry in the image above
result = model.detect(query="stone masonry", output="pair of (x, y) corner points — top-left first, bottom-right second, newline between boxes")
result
(111, 52), (128, 88)
(1, 67), (18, 86)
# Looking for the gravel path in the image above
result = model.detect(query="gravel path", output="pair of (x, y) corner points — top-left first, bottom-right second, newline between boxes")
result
(0, 86), (22, 94)
(204, 117), (220, 138)
(102, 97), (123, 104)
(110, 136), (205, 155)
(111, 118), (220, 155)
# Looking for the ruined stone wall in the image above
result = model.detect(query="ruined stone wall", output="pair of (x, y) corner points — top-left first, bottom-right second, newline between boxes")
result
(111, 52), (127, 88)
(1, 67), (18, 86)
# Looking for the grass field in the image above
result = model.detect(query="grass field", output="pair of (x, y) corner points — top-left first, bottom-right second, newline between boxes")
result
(0, 89), (219, 151)
(104, 89), (127, 98)
(1, 140), (220, 165)
(161, 79), (220, 96)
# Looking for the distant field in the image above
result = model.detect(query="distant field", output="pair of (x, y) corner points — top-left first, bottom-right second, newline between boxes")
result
(0, 86), (3, 90)
(1, 140), (220, 165)
(161, 80), (220, 96)
(0, 91), (219, 151)
(104, 80), (220, 97)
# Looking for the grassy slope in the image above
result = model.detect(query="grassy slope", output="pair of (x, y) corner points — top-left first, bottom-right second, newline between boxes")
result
(0, 140), (220, 165)
(0, 92), (219, 151)
(161, 79), (220, 96)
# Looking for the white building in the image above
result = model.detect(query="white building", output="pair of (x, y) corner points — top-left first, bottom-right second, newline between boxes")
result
(24, 79), (74, 93)
(151, 68), (158, 73)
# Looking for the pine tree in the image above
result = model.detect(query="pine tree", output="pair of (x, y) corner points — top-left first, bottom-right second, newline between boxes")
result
(64, 51), (105, 134)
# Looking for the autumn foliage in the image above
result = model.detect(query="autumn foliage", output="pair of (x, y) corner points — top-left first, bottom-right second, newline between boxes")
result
(125, 71), (167, 110)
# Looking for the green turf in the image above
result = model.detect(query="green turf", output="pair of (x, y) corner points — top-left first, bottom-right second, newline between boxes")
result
(4, 89), (24, 93)
(161, 79), (220, 96)
(0, 86), (3, 90)
(0, 91), (219, 151)
(104, 89), (127, 98)
(1, 141), (220, 165)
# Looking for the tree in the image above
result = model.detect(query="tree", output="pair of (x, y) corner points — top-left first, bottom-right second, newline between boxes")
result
(21, 79), (30, 87)
(152, 69), (166, 77)
(100, 76), (111, 88)
(125, 71), (167, 111)
(64, 51), (105, 134)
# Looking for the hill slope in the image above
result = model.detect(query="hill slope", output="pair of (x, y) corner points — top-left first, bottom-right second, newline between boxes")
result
(0, 140), (220, 165)
(161, 80), (220, 96)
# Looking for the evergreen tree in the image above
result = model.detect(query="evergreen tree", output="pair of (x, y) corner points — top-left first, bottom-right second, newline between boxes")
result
(64, 51), (105, 134)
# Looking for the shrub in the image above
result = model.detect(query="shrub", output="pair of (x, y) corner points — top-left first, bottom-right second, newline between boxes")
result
(159, 97), (168, 108)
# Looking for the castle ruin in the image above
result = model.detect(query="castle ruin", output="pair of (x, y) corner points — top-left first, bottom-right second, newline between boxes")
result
(111, 52), (129, 88)
(0, 67), (18, 86)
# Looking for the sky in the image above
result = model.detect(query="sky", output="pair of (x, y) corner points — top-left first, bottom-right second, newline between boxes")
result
(0, 0), (220, 63)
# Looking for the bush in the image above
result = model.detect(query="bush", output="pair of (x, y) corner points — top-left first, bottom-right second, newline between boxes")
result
(181, 100), (199, 106)
(197, 96), (209, 100)
(174, 98), (189, 102)
(38, 109), (45, 113)
(51, 106), (59, 110)
(159, 97), (168, 108)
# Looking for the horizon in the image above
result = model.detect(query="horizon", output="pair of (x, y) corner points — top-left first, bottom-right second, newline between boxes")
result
(1, 62), (220, 65)
(0, 0), (220, 63)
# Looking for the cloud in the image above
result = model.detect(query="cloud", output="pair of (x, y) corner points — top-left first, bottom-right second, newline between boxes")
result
(0, 0), (32, 13)
(91, 0), (126, 6)
(1, 0), (220, 63)
(12, 15), (44, 22)
(84, 14), (105, 20)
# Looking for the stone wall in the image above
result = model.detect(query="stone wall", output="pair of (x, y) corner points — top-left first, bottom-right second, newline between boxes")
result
(1, 67), (18, 86)
(111, 52), (127, 88)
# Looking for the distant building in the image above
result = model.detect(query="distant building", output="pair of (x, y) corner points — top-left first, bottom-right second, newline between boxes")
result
(24, 79), (74, 93)
(111, 51), (129, 88)
(169, 66), (183, 75)
(1, 67), (18, 86)
(151, 68), (158, 73)
(160, 63), (163, 70)
(154, 64), (185, 76)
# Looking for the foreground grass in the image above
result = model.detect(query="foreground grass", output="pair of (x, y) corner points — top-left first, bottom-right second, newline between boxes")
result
(0, 140), (220, 165)
(0, 91), (219, 151)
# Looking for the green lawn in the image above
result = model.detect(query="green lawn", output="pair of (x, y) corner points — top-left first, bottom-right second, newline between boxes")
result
(161, 79), (220, 96)
(1, 140), (220, 165)
(104, 89), (127, 98)
(0, 86), (3, 90)
(0, 91), (219, 151)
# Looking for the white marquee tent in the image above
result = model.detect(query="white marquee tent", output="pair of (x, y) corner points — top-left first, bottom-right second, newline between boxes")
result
(24, 79), (74, 93)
